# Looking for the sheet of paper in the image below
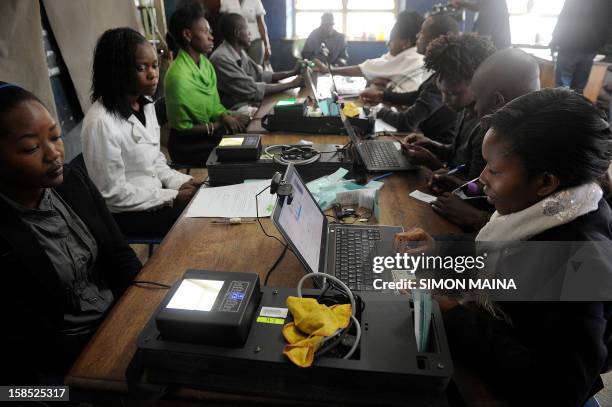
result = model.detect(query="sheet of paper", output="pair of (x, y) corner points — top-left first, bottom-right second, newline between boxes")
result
(409, 190), (437, 204)
(375, 118), (398, 133)
(185, 180), (276, 218)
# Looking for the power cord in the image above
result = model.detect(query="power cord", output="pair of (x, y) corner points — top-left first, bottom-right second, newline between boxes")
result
(132, 280), (171, 289)
(255, 185), (285, 246)
(264, 145), (321, 166)
(296, 273), (362, 360)
(263, 244), (289, 286)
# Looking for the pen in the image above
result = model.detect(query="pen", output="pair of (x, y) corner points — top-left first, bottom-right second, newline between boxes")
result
(211, 217), (257, 225)
(371, 172), (393, 181)
(446, 164), (466, 176)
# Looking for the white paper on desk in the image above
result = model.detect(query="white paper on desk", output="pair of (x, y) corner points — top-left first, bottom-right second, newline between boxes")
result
(375, 118), (398, 133)
(185, 180), (276, 218)
(409, 190), (437, 204)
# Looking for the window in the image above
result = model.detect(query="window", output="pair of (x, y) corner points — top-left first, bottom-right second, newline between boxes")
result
(507, 0), (565, 46)
(292, 0), (397, 41)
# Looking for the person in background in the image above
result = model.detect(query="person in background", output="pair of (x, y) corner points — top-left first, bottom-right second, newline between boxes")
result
(210, 13), (302, 110)
(81, 28), (199, 239)
(0, 83), (141, 384)
(165, 1), (248, 166)
(316, 11), (426, 93)
(449, 0), (510, 49)
(429, 47), (541, 231)
(301, 13), (348, 67)
(219, 0), (271, 65)
(551, 0), (612, 93)
(361, 13), (460, 144)
(401, 33), (495, 183)
(400, 88), (612, 406)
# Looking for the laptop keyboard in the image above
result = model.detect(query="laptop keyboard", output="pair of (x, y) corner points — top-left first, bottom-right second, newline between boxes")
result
(334, 227), (381, 291)
(362, 142), (401, 168)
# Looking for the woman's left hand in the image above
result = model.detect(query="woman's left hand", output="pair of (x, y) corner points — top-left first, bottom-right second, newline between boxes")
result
(431, 193), (491, 229)
(220, 114), (245, 134)
(264, 45), (272, 61)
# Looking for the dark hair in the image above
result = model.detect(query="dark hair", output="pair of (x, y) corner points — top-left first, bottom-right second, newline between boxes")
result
(91, 27), (149, 117)
(0, 82), (44, 136)
(426, 13), (460, 39)
(483, 88), (612, 189)
(218, 13), (245, 42)
(167, 0), (207, 53)
(389, 11), (424, 44)
(424, 33), (496, 84)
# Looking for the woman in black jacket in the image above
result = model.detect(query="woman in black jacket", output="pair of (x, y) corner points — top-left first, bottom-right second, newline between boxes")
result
(398, 88), (612, 406)
(0, 83), (141, 384)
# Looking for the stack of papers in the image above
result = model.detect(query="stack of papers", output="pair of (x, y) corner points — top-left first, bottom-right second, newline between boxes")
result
(185, 180), (276, 218)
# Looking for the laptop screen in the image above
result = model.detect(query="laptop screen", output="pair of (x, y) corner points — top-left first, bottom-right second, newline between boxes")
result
(272, 164), (327, 274)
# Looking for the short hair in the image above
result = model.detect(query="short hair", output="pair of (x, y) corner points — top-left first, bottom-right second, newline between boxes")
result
(425, 13), (460, 39)
(424, 33), (496, 84)
(0, 82), (44, 136)
(218, 13), (245, 42)
(91, 27), (149, 117)
(389, 11), (424, 44)
(167, 0), (207, 51)
(482, 88), (612, 189)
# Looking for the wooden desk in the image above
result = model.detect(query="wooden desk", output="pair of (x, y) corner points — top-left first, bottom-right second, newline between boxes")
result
(66, 132), (464, 403)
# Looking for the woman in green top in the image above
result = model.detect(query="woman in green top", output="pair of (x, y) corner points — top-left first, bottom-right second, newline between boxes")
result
(165, 2), (248, 165)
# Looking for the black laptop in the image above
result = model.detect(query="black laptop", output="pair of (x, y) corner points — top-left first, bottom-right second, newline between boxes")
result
(271, 163), (403, 291)
(341, 111), (418, 172)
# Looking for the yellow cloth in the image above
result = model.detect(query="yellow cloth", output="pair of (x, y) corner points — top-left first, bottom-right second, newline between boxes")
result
(342, 102), (360, 118)
(282, 296), (352, 367)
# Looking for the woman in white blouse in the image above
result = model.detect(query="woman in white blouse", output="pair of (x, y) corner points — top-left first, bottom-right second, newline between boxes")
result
(81, 28), (201, 238)
(220, 0), (271, 65)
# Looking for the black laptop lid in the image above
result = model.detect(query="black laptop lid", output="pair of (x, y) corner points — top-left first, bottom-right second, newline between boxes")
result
(271, 164), (329, 275)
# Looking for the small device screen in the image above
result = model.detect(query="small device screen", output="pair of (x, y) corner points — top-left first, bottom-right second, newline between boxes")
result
(166, 279), (225, 312)
(219, 137), (245, 147)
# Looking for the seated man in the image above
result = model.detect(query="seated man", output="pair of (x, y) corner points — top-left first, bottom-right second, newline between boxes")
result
(316, 11), (426, 93)
(401, 33), (495, 182)
(427, 48), (541, 230)
(210, 13), (303, 110)
(361, 13), (460, 144)
(301, 13), (348, 67)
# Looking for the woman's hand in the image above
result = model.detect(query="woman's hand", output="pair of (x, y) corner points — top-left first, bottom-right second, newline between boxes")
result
(429, 170), (464, 194)
(179, 179), (202, 191)
(360, 88), (384, 104)
(174, 185), (198, 208)
(401, 143), (443, 170)
(431, 193), (491, 229)
(220, 113), (245, 134)
(312, 58), (329, 73)
(371, 78), (391, 87)
(394, 227), (435, 254)
(264, 45), (272, 61)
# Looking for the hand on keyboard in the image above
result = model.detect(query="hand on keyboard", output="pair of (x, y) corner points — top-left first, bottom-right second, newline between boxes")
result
(393, 228), (435, 255)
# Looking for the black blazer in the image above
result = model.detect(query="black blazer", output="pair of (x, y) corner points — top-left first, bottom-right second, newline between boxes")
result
(0, 164), (141, 384)
(443, 199), (612, 406)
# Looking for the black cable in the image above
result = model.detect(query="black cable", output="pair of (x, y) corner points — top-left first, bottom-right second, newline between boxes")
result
(264, 244), (289, 286)
(255, 185), (285, 246)
(132, 280), (171, 289)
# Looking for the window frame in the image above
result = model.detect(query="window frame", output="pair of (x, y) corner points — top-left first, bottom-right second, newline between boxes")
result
(507, 0), (566, 48)
(291, 0), (398, 41)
